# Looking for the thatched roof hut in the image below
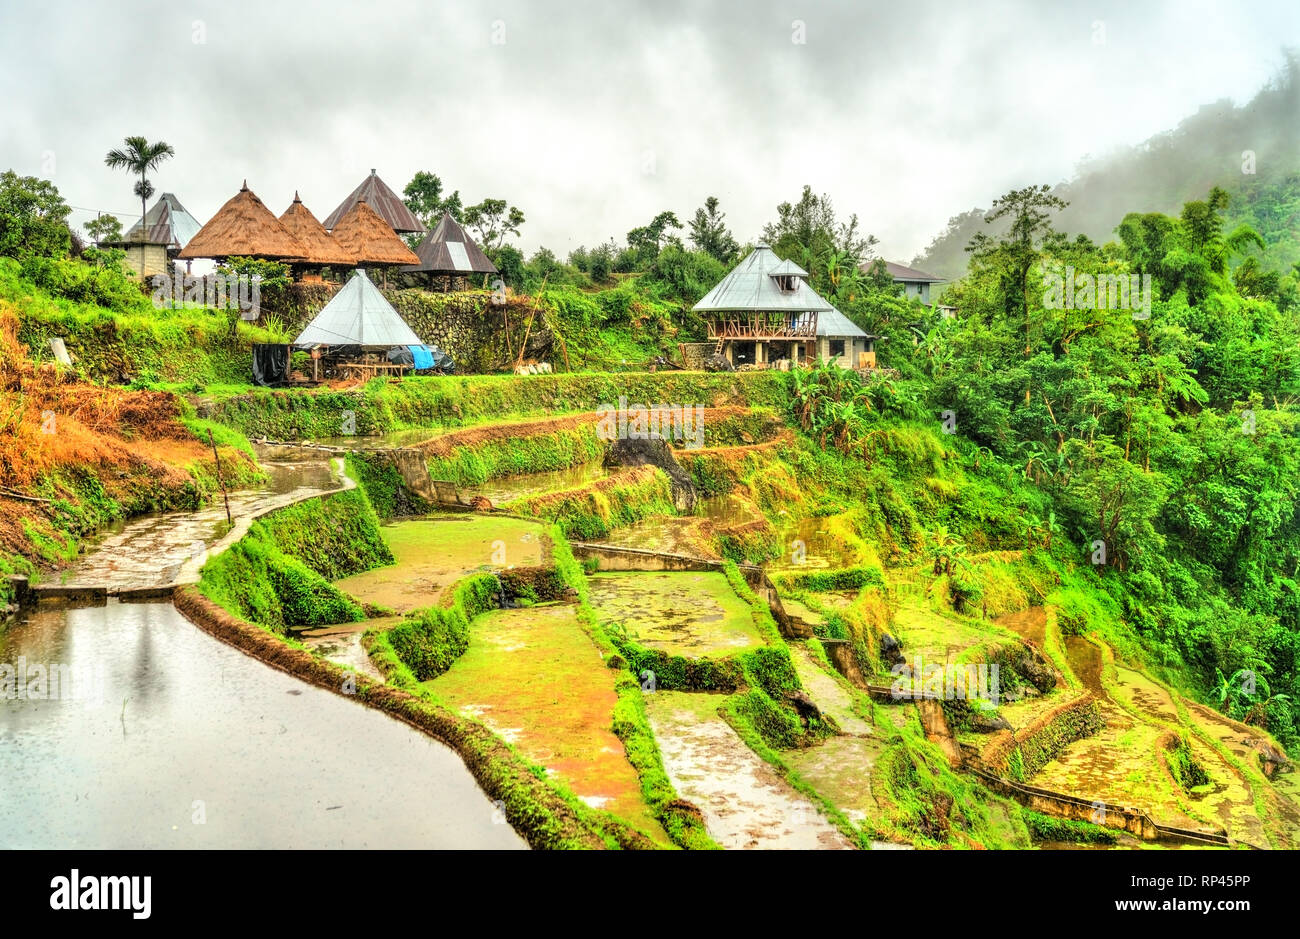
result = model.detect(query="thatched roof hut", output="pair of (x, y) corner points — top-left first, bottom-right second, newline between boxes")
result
(402, 211), (498, 275)
(322, 169), (426, 234)
(178, 182), (307, 261)
(329, 200), (419, 267)
(278, 193), (356, 267)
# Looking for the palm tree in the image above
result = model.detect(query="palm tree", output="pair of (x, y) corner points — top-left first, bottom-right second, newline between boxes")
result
(105, 136), (175, 274)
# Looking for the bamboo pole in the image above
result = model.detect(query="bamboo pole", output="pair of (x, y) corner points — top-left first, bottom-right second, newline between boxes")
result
(207, 429), (233, 525)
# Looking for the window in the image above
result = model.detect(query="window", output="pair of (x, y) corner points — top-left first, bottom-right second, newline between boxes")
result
(829, 339), (845, 357)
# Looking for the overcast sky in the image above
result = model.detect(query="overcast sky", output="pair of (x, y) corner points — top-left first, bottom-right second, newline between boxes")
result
(1, 0), (1295, 262)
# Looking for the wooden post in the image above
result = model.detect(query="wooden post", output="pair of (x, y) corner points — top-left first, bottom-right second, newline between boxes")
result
(207, 429), (233, 525)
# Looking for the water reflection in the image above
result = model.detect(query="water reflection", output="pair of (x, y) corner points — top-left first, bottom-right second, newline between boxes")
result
(0, 601), (524, 849)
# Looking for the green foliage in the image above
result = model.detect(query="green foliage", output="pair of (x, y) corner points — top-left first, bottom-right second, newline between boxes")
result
(197, 488), (390, 632)
(0, 170), (71, 261)
(388, 574), (500, 680)
(1021, 809), (1118, 844)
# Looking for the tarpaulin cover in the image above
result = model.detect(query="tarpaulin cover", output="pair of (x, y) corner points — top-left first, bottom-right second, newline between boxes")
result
(409, 344), (434, 369)
(385, 344), (454, 373)
(252, 343), (290, 386)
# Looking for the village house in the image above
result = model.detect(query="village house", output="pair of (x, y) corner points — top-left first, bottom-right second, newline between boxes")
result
(882, 260), (945, 305)
(106, 192), (203, 280)
(694, 244), (876, 368)
(277, 192), (356, 281)
(177, 181), (308, 264)
(322, 168), (427, 235)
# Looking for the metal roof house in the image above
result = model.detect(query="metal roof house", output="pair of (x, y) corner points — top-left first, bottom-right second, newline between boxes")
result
(402, 211), (498, 289)
(322, 169), (426, 234)
(815, 307), (881, 369)
(881, 260), (945, 305)
(693, 244), (839, 367)
(105, 192), (204, 279)
(293, 269), (422, 349)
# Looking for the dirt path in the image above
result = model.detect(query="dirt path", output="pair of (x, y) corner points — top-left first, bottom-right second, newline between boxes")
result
(56, 460), (341, 591)
(644, 691), (853, 849)
(790, 643), (872, 736)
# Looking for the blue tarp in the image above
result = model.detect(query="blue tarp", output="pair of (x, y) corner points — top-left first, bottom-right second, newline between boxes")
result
(408, 344), (434, 370)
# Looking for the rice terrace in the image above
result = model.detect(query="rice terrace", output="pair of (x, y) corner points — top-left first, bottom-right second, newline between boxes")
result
(2, 5), (1300, 906)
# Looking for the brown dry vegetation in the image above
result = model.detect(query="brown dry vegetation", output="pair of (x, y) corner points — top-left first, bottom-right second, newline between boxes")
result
(0, 303), (256, 584)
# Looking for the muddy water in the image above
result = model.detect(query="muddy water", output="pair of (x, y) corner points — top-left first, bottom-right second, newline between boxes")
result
(645, 690), (853, 849)
(766, 516), (860, 572)
(293, 618), (393, 683)
(586, 571), (762, 655)
(0, 602), (524, 849)
(472, 462), (605, 506)
(312, 429), (443, 449)
(58, 459), (341, 591)
(595, 492), (764, 556)
(334, 516), (546, 613)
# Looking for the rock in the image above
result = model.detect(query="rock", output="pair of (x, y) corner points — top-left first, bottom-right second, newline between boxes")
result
(603, 436), (697, 513)
(880, 633), (906, 666)
(784, 690), (823, 723)
(703, 353), (734, 372)
(969, 710), (1013, 733)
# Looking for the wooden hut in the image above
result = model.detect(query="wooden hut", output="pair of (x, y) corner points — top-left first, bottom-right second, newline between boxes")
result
(402, 211), (498, 290)
(278, 192), (356, 282)
(177, 181), (307, 262)
(322, 169), (426, 234)
(329, 200), (419, 283)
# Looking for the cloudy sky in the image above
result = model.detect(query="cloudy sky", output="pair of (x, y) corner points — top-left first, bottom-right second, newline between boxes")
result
(1, 0), (1295, 263)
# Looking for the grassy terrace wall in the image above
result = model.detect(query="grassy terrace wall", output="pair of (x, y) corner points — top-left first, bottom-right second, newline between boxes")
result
(209, 371), (792, 440)
(507, 465), (677, 540)
(197, 487), (392, 632)
(981, 693), (1104, 781)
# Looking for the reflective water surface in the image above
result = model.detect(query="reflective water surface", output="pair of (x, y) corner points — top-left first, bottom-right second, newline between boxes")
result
(0, 601), (524, 849)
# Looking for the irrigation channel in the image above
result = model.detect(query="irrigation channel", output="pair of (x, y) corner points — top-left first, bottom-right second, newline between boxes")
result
(4, 430), (1297, 849)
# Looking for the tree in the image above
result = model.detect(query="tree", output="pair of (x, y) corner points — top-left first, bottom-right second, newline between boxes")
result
(688, 196), (739, 264)
(966, 184), (1068, 359)
(84, 213), (122, 246)
(462, 198), (525, 253)
(104, 136), (175, 273)
(0, 171), (71, 260)
(762, 186), (878, 293)
(402, 170), (463, 228)
(626, 211), (683, 266)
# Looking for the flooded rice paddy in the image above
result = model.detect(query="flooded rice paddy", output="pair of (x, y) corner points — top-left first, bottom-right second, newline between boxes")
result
(586, 571), (762, 655)
(0, 601), (523, 849)
(334, 515), (546, 613)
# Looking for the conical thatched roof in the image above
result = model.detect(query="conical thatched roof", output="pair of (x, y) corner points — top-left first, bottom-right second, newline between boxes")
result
(329, 200), (419, 266)
(178, 182), (308, 260)
(402, 211), (498, 275)
(293, 269), (422, 349)
(322, 169), (426, 233)
(278, 193), (356, 267)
